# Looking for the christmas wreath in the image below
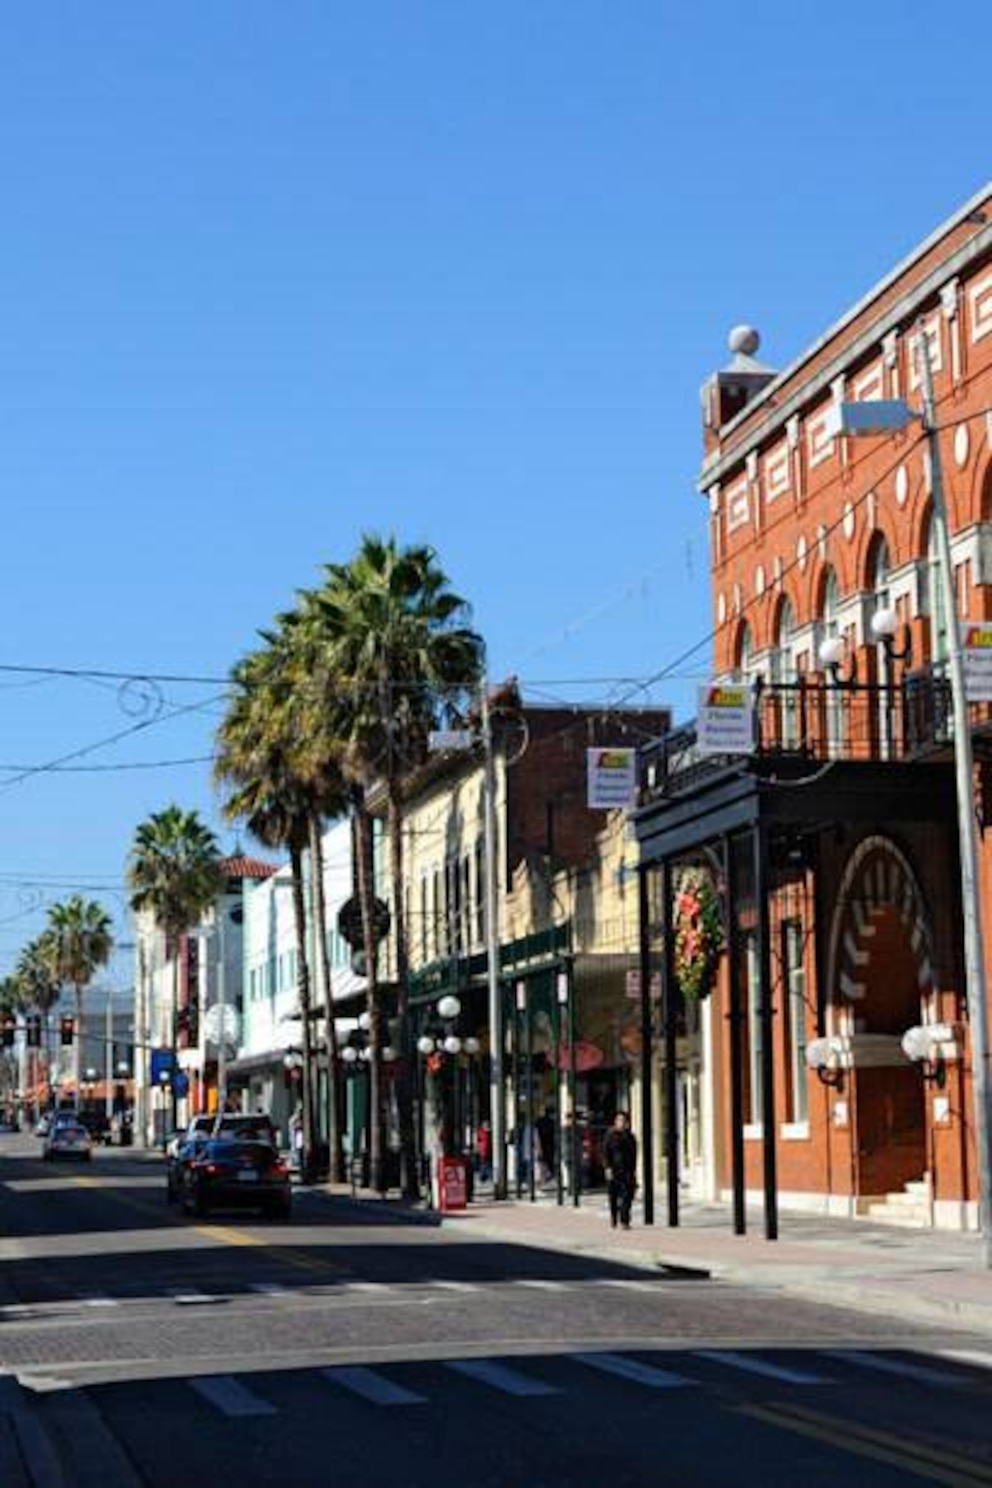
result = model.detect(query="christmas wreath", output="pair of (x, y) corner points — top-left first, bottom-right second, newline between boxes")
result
(673, 867), (724, 1001)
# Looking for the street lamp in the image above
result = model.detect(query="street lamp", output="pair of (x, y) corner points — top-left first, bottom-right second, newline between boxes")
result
(830, 337), (992, 1267)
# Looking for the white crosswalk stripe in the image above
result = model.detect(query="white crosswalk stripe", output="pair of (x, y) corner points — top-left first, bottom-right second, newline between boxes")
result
(695, 1350), (831, 1385)
(430, 1281), (478, 1293)
(168, 1287), (219, 1306)
(248, 1282), (290, 1298)
(323, 1367), (427, 1406)
(575, 1352), (692, 1389)
(515, 1280), (567, 1292)
(444, 1359), (560, 1397)
(830, 1350), (964, 1387)
(937, 1349), (992, 1374)
(190, 1375), (277, 1418)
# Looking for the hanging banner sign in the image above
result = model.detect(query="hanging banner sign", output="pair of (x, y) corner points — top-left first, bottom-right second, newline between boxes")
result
(696, 684), (756, 756)
(587, 747), (638, 810)
(963, 625), (992, 702)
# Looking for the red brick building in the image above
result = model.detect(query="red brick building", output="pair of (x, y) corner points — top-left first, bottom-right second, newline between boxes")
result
(637, 184), (992, 1231)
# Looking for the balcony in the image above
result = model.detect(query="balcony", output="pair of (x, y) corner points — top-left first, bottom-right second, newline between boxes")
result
(641, 669), (958, 803)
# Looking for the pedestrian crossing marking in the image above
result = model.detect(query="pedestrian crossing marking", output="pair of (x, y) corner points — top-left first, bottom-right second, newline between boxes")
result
(696, 1350), (831, 1385)
(323, 1367), (427, 1406)
(190, 1375), (277, 1418)
(429, 1281), (477, 1293)
(937, 1348), (992, 1374)
(575, 1352), (691, 1389)
(515, 1280), (567, 1292)
(444, 1360), (560, 1397)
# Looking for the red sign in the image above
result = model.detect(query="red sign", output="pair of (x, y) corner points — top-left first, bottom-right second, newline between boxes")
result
(438, 1157), (468, 1212)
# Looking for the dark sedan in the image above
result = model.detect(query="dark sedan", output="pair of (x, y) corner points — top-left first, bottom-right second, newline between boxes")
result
(179, 1139), (292, 1220)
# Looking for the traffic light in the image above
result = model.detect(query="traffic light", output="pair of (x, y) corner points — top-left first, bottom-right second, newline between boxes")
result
(1, 1016), (15, 1048)
(25, 1014), (41, 1048)
(60, 1015), (75, 1046)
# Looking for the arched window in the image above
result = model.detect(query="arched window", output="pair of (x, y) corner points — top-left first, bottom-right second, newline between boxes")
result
(735, 621), (755, 684)
(868, 536), (894, 756)
(819, 567), (844, 755)
(770, 599), (798, 744)
(920, 513), (948, 665)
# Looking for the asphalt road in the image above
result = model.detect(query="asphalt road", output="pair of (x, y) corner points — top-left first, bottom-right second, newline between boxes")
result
(2, 1133), (992, 1487)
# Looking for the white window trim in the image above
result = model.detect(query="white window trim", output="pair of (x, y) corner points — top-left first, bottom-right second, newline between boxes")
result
(781, 1121), (810, 1141)
(743, 1122), (764, 1141)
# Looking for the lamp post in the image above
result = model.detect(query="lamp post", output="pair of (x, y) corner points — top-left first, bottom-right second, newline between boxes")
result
(831, 343), (992, 1266)
(870, 605), (912, 757)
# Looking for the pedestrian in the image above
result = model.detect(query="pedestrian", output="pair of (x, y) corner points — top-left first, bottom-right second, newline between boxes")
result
(603, 1111), (638, 1230)
(476, 1120), (492, 1183)
(536, 1107), (556, 1185)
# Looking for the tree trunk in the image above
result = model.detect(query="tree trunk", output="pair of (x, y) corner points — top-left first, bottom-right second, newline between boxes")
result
(74, 982), (83, 1113)
(387, 780), (420, 1200)
(309, 813), (344, 1183)
(290, 844), (317, 1183)
(170, 956), (179, 1135)
(353, 792), (383, 1192)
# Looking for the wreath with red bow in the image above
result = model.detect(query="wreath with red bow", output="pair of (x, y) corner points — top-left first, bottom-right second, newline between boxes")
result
(673, 867), (724, 1001)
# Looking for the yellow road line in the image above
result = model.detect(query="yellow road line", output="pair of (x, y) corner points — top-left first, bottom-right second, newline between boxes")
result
(69, 1175), (342, 1278)
(737, 1402), (992, 1487)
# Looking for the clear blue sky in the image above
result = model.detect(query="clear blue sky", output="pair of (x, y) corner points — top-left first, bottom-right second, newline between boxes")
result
(0, 0), (989, 974)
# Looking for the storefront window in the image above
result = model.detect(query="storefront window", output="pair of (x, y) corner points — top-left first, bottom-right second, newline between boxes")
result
(781, 919), (808, 1125)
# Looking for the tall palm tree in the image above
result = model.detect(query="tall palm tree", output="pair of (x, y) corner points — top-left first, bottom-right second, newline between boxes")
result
(313, 536), (484, 1197)
(16, 935), (62, 1113)
(46, 897), (113, 1111)
(127, 806), (222, 1129)
(215, 640), (325, 1178)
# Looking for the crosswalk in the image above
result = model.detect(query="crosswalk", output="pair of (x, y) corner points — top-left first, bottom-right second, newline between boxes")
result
(108, 1347), (992, 1420)
(0, 1275), (674, 1319)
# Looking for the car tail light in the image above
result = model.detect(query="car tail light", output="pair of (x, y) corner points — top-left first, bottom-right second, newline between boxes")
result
(194, 1161), (221, 1176)
(272, 1161), (289, 1177)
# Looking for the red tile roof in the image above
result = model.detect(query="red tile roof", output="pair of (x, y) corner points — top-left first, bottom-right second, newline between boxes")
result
(221, 855), (277, 881)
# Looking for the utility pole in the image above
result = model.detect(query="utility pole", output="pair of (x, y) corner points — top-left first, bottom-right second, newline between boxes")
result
(918, 331), (992, 1265)
(481, 679), (506, 1199)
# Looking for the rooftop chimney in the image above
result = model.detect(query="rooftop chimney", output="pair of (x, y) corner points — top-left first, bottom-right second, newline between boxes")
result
(701, 326), (776, 457)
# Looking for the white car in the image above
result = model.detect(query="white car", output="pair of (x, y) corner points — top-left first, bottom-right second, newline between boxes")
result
(43, 1121), (92, 1162)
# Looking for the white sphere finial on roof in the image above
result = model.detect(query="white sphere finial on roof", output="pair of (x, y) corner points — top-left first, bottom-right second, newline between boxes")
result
(728, 324), (761, 357)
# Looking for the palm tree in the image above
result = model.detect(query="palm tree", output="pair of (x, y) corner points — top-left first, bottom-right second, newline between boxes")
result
(45, 897), (113, 1110)
(313, 535), (485, 1197)
(215, 640), (324, 1178)
(15, 935), (62, 1113)
(127, 806), (222, 1129)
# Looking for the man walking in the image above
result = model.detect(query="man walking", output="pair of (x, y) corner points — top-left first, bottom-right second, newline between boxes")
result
(603, 1111), (637, 1230)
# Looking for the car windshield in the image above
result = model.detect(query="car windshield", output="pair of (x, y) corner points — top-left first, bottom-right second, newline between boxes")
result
(216, 1119), (275, 1141)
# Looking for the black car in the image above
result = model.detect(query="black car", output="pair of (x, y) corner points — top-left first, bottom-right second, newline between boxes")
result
(165, 1133), (210, 1203)
(179, 1139), (292, 1220)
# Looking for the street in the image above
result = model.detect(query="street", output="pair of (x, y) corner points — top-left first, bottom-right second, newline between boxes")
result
(1, 1136), (992, 1485)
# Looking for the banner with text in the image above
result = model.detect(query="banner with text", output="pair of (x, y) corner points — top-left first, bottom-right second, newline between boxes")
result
(696, 684), (756, 756)
(964, 624), (992, 702)
(587, 747), (638, 810)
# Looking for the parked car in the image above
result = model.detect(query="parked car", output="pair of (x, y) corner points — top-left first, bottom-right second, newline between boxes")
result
(35, 1114), (52, 1139)
(179, 1139), (291, 1220)
(165, 1132), (211, 1203)
(43, 1121), (92, 1162)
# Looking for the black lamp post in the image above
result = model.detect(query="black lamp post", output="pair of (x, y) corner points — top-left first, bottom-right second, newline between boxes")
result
(870, 604), (912, 757)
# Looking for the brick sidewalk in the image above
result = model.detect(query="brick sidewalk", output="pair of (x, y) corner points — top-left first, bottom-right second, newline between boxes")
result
(333, 1182), (992, 1332)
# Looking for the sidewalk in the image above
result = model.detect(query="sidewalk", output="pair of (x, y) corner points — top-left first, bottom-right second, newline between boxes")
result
(335, 1181), (992, 1334)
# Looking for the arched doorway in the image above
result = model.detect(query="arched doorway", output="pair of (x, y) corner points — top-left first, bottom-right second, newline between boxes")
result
(826, 836), (933, 1198)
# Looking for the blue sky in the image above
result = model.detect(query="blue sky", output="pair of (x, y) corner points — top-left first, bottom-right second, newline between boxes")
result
(0, 0), (990, 974)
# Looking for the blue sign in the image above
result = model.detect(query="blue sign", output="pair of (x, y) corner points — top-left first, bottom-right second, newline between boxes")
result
(150, 1049), (175, 1085)
(172, 1072), (189, 1098)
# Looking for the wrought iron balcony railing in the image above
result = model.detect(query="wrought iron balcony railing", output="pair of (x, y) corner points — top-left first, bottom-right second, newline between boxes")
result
(641, 668), (956, 802)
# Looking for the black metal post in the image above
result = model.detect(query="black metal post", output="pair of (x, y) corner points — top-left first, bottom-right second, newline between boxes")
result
(637, 864), (655, 1226)
(725, 835), (746, 1236)
(526, 982), (536, 1203)
(661, 857), (679, 1228)
(569, 968), (579, 1208)
(555, 972), (564, 1207)
(513, 983), (523, 1199)
(754, 823), (778, 1241)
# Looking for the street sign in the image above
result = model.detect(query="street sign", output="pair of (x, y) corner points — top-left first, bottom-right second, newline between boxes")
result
(696, 684), (755, 756)
(337, 895), (391, 949)
(428, 729), (475, 752)
(150, 1049), (175, 1085)
(586, 747), (638, 810)
(172, 1071), (189, 1099)
(963, 624), (992, 702)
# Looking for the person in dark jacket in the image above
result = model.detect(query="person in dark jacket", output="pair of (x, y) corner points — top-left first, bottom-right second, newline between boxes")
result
(602, 1111), (637, 1229)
